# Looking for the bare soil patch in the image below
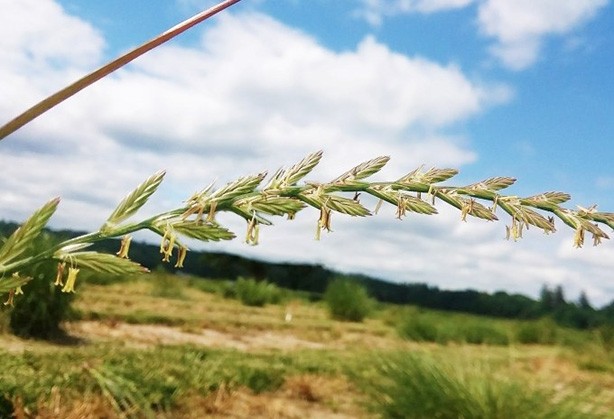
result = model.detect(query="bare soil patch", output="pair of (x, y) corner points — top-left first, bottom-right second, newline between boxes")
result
(66, 320), (327, 351)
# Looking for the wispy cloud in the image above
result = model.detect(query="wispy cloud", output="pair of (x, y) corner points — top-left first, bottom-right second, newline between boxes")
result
(356, 0), (474, 25)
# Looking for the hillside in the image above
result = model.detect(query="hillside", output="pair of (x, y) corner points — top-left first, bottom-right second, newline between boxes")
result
(1, 220), (612, 329)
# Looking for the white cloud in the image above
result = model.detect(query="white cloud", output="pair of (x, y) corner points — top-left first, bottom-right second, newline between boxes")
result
(356, 0), (475, 25)
(477, 0), (609, 70)
(0, 5), (503, 215)
(355, 0), (608, 70)
(0, 0), (104, 113)
(66, 11), (500, 178)
(0, 0), (103, 69)
(1, 1), (611, 306)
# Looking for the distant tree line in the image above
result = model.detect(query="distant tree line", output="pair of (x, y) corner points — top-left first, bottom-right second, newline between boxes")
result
(1, 221), (612, 329)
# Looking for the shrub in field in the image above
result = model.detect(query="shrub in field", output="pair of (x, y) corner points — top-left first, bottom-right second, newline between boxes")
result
(324, 278), (373, 322)
(7, 233), (74, 339)
(185, 277), (229, 295)
(8, 261), (74, 339)
(397, 311), (511, 345)
(235, 365), (286, 393)
(361, 352), (603, 419)
(515, 318), (559, 345)
(461, 322), (510, 345)
(397, 315), (439, 342)
(595, 324), (614, 350)
(575, 344), (614, 373)
(221, 280), (238, 299)
(0, 310), (10, 334)
(82, 270), (133, 286)
(149, 270), (186, 300)
(234, 277), (281, 307)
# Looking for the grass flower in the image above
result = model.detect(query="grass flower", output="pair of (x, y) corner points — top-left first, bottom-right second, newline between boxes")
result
(207, 201), (217, 223)
(116, 235), (133, 259)
(175, 246), (188, 268)
(460, 198), (475, 222)
(3, 274), (28, 306)
(0, 0), (611, 305)
(245, 215), (260, 245)
(573, 227), (585, 248)
(316, 206), (332, 240)
(3, 289), (15, 306)
(61, 267), (80, 293)
(160, 227), (176, 262)
(395, 197), (406, 219)
(54, 262), (66, 286)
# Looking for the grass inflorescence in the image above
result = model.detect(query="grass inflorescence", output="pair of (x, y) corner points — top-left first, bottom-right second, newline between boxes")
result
(2, 150), (614, 302)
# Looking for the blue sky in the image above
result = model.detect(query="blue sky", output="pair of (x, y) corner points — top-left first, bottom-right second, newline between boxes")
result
(1, 0), (613, 306)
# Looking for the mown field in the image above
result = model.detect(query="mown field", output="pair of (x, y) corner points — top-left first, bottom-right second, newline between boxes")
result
(1, 272), (612, 418)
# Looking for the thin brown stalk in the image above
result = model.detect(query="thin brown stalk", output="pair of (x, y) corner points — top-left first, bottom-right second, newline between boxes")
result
(0, 0), (243, 141)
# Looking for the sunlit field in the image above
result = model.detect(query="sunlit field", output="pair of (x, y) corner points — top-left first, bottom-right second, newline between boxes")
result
(1, 273), (612, 418)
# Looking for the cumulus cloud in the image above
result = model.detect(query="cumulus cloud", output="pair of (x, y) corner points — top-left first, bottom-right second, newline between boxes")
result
(477, 0), (609, 70)
(1, 1), (610, 306)
(50, 11), (502, 182)
(355, 0), (608, 70)
(0, 3), (503, 208)
(103, 14), (495, 137)
(2, 5), (498, 218)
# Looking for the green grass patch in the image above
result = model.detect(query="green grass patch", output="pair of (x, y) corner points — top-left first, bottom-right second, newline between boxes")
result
(357, 351), (607, 419)
(395, 307), (512, 345)
(0, 345), (345, 416)
(148, 272), (187, 300)
(515, 318), (559, 344)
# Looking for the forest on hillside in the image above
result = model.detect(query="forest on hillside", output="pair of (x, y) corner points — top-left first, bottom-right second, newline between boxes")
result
(1, 221), (612, 329)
